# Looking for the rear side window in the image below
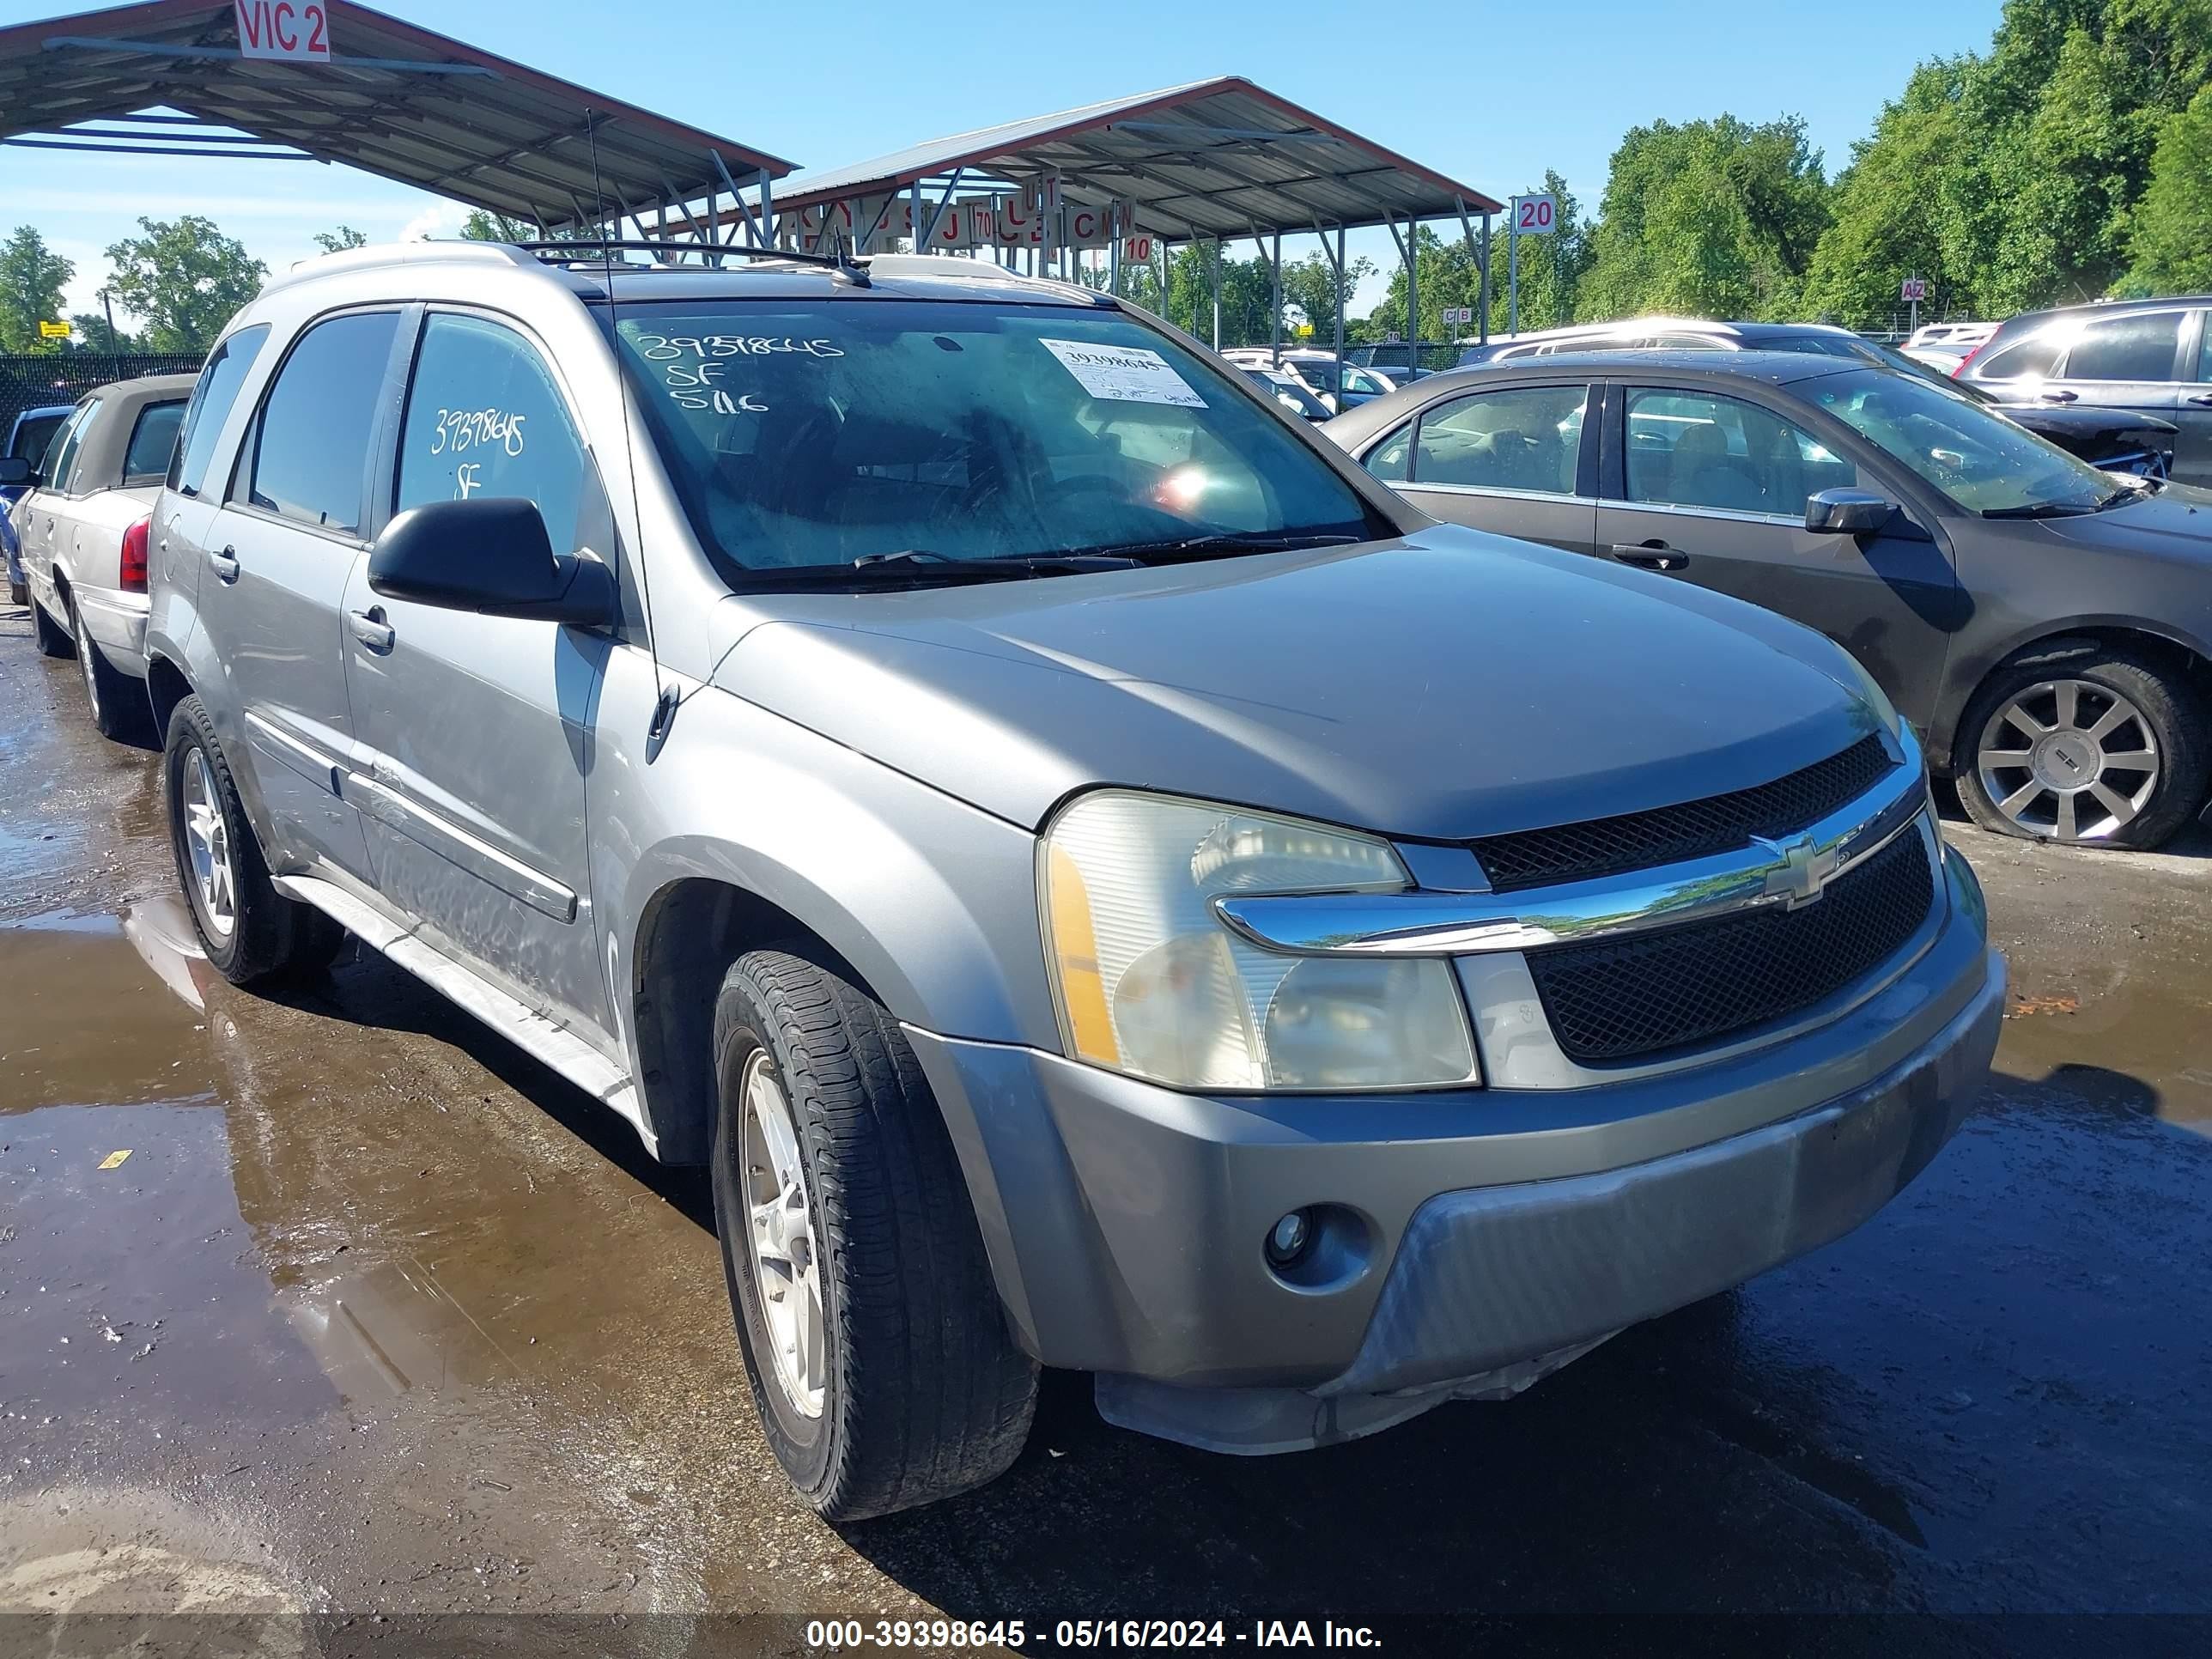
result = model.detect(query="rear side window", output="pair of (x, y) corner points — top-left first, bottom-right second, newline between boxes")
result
(10, 411), (65, 465)
(1625, 387), (1856, 515)
(171, 325), (270, 496)
(1364, 422), (1413, 482)
(45, 399), (98, 492)
(121, 400), (186, 483)
(1413, 385), (1587, 494)
(396, 313), (588, 554)
(247, 312), (400, 536)
(2061, 312), (2182, 382)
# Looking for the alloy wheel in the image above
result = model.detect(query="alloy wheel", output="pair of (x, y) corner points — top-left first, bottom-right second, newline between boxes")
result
(1975, 678), (2159, 842)
(180, 745), (238, 939)
(740, 1050), (826, 1419)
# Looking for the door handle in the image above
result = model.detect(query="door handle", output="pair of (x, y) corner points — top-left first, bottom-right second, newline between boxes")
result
(2185, 392), (2212, 408)
(206, 544), (240, 583)
(348, 606), (395, 653)
(2039, 388), (2079, 404)
(1608, 541), (1690, 572)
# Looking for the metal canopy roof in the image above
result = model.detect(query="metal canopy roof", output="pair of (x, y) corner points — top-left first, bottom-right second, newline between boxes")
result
(0, 0), (795, 233)
(767, 76), (1504, 242)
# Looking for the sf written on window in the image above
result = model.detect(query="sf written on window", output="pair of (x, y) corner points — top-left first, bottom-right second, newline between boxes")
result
(398, 314), (592, 556)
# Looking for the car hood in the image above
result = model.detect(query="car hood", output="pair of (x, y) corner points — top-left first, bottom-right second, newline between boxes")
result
(1997, 403), (2178, 439)
(709, 527), (1890, 839)
(2026, 483), (2212, 562)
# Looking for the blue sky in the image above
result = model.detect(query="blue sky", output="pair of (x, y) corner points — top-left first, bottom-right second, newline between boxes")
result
(4, 0), (2006, 325)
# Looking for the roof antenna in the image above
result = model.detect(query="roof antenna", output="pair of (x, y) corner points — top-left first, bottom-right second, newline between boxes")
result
(586, 107), (678, 751)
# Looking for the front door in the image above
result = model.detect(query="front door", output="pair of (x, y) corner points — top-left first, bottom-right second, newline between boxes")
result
(2038, 307), (2185, 451)
(198, 308), (403, 881)
(1362, 380), (1597, 552)
(341, 308), (612, 1040)
(1599, 383), (1965, 727)
(2174, 309), (2212, 488)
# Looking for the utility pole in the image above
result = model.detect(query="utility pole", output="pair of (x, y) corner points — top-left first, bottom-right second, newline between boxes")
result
(99, 288), (116, 349)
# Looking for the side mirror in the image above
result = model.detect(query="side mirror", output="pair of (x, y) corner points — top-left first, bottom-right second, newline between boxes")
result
(0, 457), (32, 488)
(368, 498), (617, 627)
(1804, 488), (1893, 536)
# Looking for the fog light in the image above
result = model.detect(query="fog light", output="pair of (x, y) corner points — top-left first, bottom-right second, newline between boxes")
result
(1266, 1210), (1312, 1267)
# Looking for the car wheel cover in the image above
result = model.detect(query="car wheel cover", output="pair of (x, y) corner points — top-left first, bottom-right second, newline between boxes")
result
(739, 1050), (826, 1419)
(1976, 678), (2160, 842)
(180, 745), (238, 940)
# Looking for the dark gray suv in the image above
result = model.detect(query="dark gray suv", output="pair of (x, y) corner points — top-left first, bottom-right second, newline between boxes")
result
(1328, 351), (2212, 848)
(143, 242), (2001, 1518)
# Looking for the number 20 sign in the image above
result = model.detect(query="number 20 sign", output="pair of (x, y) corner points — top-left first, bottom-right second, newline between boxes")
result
(235, 0), (331, 61)
(1512, 194), (1557, 235)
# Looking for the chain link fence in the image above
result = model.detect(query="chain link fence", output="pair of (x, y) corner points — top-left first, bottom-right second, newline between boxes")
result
(0, 353), (205, 442)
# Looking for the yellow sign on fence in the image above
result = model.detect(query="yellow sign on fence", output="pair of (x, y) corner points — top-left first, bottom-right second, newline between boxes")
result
(37, 319), (70, 339)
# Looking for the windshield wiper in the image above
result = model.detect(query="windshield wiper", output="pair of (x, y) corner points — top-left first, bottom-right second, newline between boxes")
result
(1059, 529), (1365, 564)
(1981, 500), (2099, 520)
(848, 549), (1144, 580)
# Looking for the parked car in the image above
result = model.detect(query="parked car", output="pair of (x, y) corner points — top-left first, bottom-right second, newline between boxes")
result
(145, 242), (2000, 1519)
(1905, 322), (1996, 351)
(1474, 319), (2180, 477)
(1222, 348), (1398, 411)
(1240, 366), (1334, 422)
(3, 402), (74, 605)
(1328, 350), (2212, 848)
(8, 374), (196, 738)
(1954, 296), (2212, 485)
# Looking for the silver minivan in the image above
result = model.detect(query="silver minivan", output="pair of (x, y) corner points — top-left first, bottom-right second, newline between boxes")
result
(145, 240), (2003, 1518)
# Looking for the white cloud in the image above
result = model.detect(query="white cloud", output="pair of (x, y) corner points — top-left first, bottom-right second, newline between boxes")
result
(399, 202), (471, 242)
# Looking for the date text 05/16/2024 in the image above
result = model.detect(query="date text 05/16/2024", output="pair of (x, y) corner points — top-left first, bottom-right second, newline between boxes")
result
(803, 1620), (1384, 1650)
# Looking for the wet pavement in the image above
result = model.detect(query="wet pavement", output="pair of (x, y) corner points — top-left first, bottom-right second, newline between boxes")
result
(2, 595), (2209, 1655)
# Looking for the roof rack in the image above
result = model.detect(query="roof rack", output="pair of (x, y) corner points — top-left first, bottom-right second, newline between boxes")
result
(515, 240), (872, 284)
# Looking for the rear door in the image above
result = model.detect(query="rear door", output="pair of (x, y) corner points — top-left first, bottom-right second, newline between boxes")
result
(339, 307), (613, 1038)
(158, 324), (275, 609)
(2175, 308), (2212, 487)
(1361, 380), (1598, 552)
(200, 307), (404, 883)
(1595, 380), (1964, 726)
(2040, 307), (2186, 432)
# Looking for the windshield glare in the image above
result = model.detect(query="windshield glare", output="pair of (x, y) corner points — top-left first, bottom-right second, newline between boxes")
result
(608, 300), (1378, 578)
(1807, 368), (2117, 514)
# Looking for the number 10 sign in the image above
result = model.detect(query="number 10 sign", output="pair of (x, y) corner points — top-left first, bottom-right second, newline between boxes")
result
(1511, 194), (1557, 235)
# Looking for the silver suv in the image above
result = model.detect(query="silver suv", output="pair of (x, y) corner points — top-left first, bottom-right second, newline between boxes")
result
(146, 241), (2004, 1518)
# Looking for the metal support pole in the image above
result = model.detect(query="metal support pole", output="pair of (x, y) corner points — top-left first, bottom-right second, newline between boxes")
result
(1333, 224), (1346, 388)
(909, 179), (921, 254)
(1270, 230), (1282, 365)
(1108, 203), (1121, 296)
(1407, 216), (1419, 376)
(1508, 210), (1520, 337)
(1211, 239), (1222, 349)
(1480, 213), (1492, 344)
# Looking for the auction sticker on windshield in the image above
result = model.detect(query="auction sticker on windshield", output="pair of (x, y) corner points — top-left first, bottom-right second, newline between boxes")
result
(1040, 338), (1206, 407)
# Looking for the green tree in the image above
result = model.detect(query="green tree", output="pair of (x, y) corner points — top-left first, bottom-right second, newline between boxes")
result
(1579, 116), (1831, 322)
(1280, 248), (1377, 343)
(0, 226), (76, 355)
(313, 225), (368, 253)
(2129, 80), (2212, 289)
(70, 307), (133, 352)
(103, 216), (266, 353)
(1364, 225), (1486, 345)
(462, 210), (544, 243)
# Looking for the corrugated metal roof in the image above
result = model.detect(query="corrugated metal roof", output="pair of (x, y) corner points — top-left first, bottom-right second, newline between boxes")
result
(0, 0), (794, 230)
(766, 76), (1502, 240)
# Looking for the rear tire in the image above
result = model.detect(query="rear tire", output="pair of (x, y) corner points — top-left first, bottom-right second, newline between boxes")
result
(8, 580), (26, 607)
(71, 594), (148, 744)
(1954, 649), (2208, 849)
(709, 946), (1036, 1521)
(31, 592), (72, 658)
(164, 695), (344, 985)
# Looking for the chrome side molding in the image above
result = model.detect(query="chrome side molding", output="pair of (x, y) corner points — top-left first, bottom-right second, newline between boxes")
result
(1215, 732), (1927, 959)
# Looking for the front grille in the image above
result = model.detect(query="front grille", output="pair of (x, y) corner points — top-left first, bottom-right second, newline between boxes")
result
(1470, 734), (1894, 892)
(1528, 828), (1936, 1065)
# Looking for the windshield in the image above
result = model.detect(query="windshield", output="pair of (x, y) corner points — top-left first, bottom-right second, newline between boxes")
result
(606, 299), (1380, 580)
(1804, 367), (2119, 514)
(1246, 370), (1330, 420)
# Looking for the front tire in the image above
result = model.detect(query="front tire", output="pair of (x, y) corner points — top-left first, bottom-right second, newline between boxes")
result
(1955, 651), (2208, 849)
(709, 947), (1036, 1521)
(163, 696), (344, 984)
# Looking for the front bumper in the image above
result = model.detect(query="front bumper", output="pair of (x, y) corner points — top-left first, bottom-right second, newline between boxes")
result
(908, 844), (2002, 1452)
(71, 586), (149, 677)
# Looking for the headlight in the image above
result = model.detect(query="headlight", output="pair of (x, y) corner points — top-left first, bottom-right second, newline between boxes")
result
(1040, 791), (1480, 1091)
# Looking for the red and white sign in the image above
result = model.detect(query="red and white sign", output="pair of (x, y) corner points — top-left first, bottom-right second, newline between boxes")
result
(235, 0), (331, 61)
(1900, 277), (1928, 302)
(781, 194), (1143, 255)
(1512, 193), (1557, 235)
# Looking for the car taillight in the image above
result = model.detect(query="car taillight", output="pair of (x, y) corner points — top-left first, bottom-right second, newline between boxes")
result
(120, 515), (149, 592)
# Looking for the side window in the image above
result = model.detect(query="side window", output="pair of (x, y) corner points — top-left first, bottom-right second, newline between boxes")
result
(396, 313), (588, 554)
(1624, 388), (1856, 516)
(1413, 385), (1587, 495)
(248, 312), (401, 536)
(2195, 313), (2212, 383)
(46, 400), (98, 493)
(121, 400), (187, 484)
(1973, 334), (2061, 381)
(172, 325), (270, 496)
(1364, 422), (1413, 483)
(2060, 312), (2182, 382)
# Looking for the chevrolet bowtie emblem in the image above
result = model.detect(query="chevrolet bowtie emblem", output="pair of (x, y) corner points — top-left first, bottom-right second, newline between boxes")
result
(1753, 830), (1841, 909)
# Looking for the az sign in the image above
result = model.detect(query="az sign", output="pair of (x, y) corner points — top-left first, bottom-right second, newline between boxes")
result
(235, 0), (331, 62)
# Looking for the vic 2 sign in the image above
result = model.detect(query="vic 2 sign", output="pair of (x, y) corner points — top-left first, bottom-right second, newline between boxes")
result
(1512, 194), (1557, 235)
(236, 0), (330, 61)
